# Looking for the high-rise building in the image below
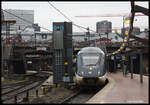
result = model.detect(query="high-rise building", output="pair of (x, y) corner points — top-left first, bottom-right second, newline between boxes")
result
(96, 20), (112, 34)
(1, 10), (4, 21)
(3, 9), (34, 31)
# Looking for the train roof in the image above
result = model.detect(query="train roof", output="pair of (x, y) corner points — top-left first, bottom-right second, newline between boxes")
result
(78, 47), (105, 55)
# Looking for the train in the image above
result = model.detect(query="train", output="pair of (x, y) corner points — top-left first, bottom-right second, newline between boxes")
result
(75, 47), (107, 86)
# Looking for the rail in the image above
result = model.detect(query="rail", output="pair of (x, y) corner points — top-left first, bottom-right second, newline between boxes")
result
(1, 71), (50, 104)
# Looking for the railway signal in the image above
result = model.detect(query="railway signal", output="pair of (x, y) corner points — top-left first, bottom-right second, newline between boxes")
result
(53, 22), (73, 86)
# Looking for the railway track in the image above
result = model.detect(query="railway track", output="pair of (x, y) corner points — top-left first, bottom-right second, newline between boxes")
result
(2, 79), (43, 95)
(60, 79), (108, 104)
(61, 88), (100, 104)
(2, 80), (32, 90)
(1, 71), (51, 104)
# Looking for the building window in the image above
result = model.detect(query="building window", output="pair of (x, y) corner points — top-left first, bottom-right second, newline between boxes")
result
(42, 34), (47, 39)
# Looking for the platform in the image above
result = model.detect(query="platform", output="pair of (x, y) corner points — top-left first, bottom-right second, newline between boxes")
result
(86, 72), (149, 103)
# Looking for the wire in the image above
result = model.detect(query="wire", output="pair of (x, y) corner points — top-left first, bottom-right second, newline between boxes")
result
(2, 9), (52, 32)
(47, 2), (97, 33)
(107, 1), (136, 56)
(72, 24), (86, 32)
(48, 2), (86, 33)
(48, 2), (72, 22)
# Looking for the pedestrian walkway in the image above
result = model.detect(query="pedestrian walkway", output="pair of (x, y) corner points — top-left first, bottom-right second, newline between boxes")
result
(86, 72), (149, 103)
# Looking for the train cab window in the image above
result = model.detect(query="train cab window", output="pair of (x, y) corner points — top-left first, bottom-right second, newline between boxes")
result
(81, 53), (100, 66)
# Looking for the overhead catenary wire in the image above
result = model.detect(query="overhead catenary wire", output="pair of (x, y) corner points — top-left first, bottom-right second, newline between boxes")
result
(47, 2), (97, 33)
(48, 1), (144, 57)
(1, 10), (78, 41)
(2, 9), (52, 33)
(47, 1), (86, 33)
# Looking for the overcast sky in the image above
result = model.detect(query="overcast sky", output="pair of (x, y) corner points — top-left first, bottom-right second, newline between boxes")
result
(2, 1), (149, 32)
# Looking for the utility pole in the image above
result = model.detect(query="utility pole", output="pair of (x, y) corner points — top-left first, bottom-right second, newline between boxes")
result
(106, 32), (108, 44)
(1, 39), (4, 80)
(123, 16), (125, 40)
(99, 33), (101, 39)
(139, 52), (143, 83)
(86, 27), (90, 46)
(35, 33), (36, 48)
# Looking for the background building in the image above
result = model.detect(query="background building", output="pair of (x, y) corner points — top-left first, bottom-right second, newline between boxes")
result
(3, 9), (34, 32)
(96, 20), (112, 34)
(32, 24), (40, 32)
(121, 27), (140, 35)
(1, 10), (5, 31)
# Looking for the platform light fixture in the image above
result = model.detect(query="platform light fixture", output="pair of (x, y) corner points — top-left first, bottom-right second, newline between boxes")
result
(64, 61), (68, 65)
(122, 43), (126, 46)
(124, 39), (128, 42)
(120, 46), (124, 50)
(125, 32), (129, 36)
(124, 16), (131, 24)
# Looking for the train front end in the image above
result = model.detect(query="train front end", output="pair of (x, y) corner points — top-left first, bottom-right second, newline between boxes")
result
(75, 47), (107, 86)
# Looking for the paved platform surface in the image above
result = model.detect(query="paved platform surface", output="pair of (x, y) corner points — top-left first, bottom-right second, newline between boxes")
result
(87, 72), (149, 104)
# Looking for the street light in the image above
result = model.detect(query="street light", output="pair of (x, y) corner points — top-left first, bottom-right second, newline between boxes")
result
(124, 39), (128, 43)
(125, 31), (129, 36)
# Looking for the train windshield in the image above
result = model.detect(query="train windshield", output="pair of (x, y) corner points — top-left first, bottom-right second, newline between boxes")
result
(81, 53), (100, 66)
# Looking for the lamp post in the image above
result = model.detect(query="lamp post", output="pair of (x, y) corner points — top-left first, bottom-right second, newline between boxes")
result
(123, 16), (125, 40)
(105, 32), (108, 44)
(1, 39), (4, 80)
(35, 33), (36, 48)
(99, 33), (101, 39)
(86, 27), (90, 46)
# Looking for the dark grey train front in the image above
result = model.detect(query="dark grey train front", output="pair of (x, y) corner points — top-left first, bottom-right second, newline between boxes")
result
(75, 47), (107, 86)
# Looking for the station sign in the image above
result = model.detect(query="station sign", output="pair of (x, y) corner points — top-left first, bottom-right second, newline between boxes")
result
(53, 25), (64, 31)
(131, 55), (137, 59)
(116, 56), (122, 60)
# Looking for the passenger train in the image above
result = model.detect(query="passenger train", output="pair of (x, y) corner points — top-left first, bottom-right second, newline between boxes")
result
(75, 47), (107, 86)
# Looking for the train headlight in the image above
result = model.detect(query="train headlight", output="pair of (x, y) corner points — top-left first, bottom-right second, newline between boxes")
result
(89, 66), (93, 70)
